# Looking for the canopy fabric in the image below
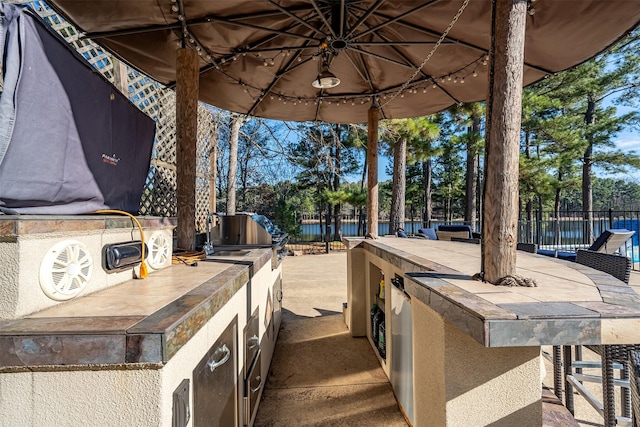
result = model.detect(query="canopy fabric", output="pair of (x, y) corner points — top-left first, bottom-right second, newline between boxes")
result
(46, 0), (640, 124)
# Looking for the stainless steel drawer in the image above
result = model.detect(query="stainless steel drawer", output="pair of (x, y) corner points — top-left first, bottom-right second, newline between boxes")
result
(244, 350), (262, 426)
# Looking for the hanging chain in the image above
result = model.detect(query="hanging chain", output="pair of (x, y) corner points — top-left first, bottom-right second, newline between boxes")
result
(380, 0), (471, 109)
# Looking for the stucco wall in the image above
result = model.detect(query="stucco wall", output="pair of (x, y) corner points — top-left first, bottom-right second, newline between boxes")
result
(346, 248), (366, 337)
(413, 298), (542, 426)
(0, 281), (248, 427)
(0, 366), (164, 426)
(1, 226), (173, 319)
(0, 259), (281, 427)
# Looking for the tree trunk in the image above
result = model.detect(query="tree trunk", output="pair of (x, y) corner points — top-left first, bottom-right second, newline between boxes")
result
(482, 0), (527, 284)
(367, 107), (379, 237)
(582, 98), (596, 243)
(390, 137), (407, 233)
(423, 159), (432, 227)
(554, 179), (562, 247)
(226, 114), (242, 215)
(465, 114), (480, 230)
(360, 154), (368, 191)
(523, 131), (533, 242)
(176, 48), (198, 250)
(526, 199), (534, 243)
(334, 125), (342, 240)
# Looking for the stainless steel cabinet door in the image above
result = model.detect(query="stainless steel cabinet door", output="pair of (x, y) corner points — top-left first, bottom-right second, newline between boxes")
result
(391, 284), (414, 424)
(193, 316), (238, 427)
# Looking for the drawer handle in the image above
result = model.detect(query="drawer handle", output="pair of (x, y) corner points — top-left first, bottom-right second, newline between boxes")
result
(247, 335), (259, 350)
(276, 289), (283, 302)
(207, 344), (230, 372)
(250, 375), (263, 393)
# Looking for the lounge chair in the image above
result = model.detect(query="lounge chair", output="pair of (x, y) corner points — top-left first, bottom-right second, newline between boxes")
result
(536, 228), (635, 261)
(590, 229), (636, 254)
(437, 224), (474, 239)
(417, 228), (437, 240)
(516, 242), (537, 253)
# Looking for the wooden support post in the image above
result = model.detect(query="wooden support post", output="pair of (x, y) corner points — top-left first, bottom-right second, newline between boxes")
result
(483, 0), (527, 283)
(367, 106), (379, 237)
(176, 48), (199, 250)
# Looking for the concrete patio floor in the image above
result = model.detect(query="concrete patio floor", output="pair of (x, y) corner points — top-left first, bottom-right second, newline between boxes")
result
(254, 251), (622, 426)
(253, 252), (407, 426)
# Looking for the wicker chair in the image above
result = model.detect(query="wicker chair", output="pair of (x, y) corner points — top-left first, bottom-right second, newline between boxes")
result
(576, 249), (631, 283)
(451, 236), (481, 244)
(563, 251), (634, 426)
(630, 350), (640, 427)
(516, 242), (537, 253)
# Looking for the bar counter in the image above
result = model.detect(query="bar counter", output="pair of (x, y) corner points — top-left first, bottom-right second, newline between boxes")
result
(344, 236), (640, 426)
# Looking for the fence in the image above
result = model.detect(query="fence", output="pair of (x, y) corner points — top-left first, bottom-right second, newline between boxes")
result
(292, 211), (640, 265)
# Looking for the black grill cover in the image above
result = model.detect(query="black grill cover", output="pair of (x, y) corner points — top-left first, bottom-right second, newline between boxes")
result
(0, 3), (155, 214)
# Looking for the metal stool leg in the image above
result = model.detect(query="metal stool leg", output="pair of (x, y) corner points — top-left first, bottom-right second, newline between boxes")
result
(575, 345), (583, 375)
(623, 359), (632, 419)
(603, 346), (617, 427)
(553, 345), (563, 400)
(564, 345), (575, 414)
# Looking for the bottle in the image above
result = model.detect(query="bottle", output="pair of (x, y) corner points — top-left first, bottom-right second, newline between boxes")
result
(378, 271), (385, 299)
(370, 303), (380, 344)
(378, 316), (386, 359)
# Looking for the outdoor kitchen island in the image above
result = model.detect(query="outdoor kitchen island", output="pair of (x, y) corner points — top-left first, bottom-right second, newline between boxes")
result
(344, 236), (640, 427)
(0, 216), (283, 427)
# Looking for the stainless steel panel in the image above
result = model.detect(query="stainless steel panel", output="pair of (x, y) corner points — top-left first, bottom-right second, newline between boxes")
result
(211, 215), (273, 246)
(193, 316), (237, 427)
(391, 276), (414, 424)
(172, 379), (190, 427)
(273, 275), (283, 336)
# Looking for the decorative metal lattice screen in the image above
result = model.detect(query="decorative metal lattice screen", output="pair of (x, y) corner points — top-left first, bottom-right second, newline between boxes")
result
(19, 0), (216, 233)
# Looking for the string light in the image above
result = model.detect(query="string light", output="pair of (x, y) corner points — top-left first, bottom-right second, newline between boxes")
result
(216, 48), (491, 112)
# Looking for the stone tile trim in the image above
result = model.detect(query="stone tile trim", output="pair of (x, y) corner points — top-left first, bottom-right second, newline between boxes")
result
(350, 238), (640, 348)
(0, 249), (269, 369)
(0, 215), (177, 238)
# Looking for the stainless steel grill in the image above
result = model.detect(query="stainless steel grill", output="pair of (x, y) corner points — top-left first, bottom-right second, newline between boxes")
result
(206, 213), (288, 267)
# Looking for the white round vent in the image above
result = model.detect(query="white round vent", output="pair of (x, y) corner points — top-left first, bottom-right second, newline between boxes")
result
(147, 231), (171, 270)
(39, 240), (93, 301)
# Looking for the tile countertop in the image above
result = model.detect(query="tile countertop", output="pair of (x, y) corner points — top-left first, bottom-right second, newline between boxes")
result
(344, 237), (640, 348)
(0, 248), (272, 371)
